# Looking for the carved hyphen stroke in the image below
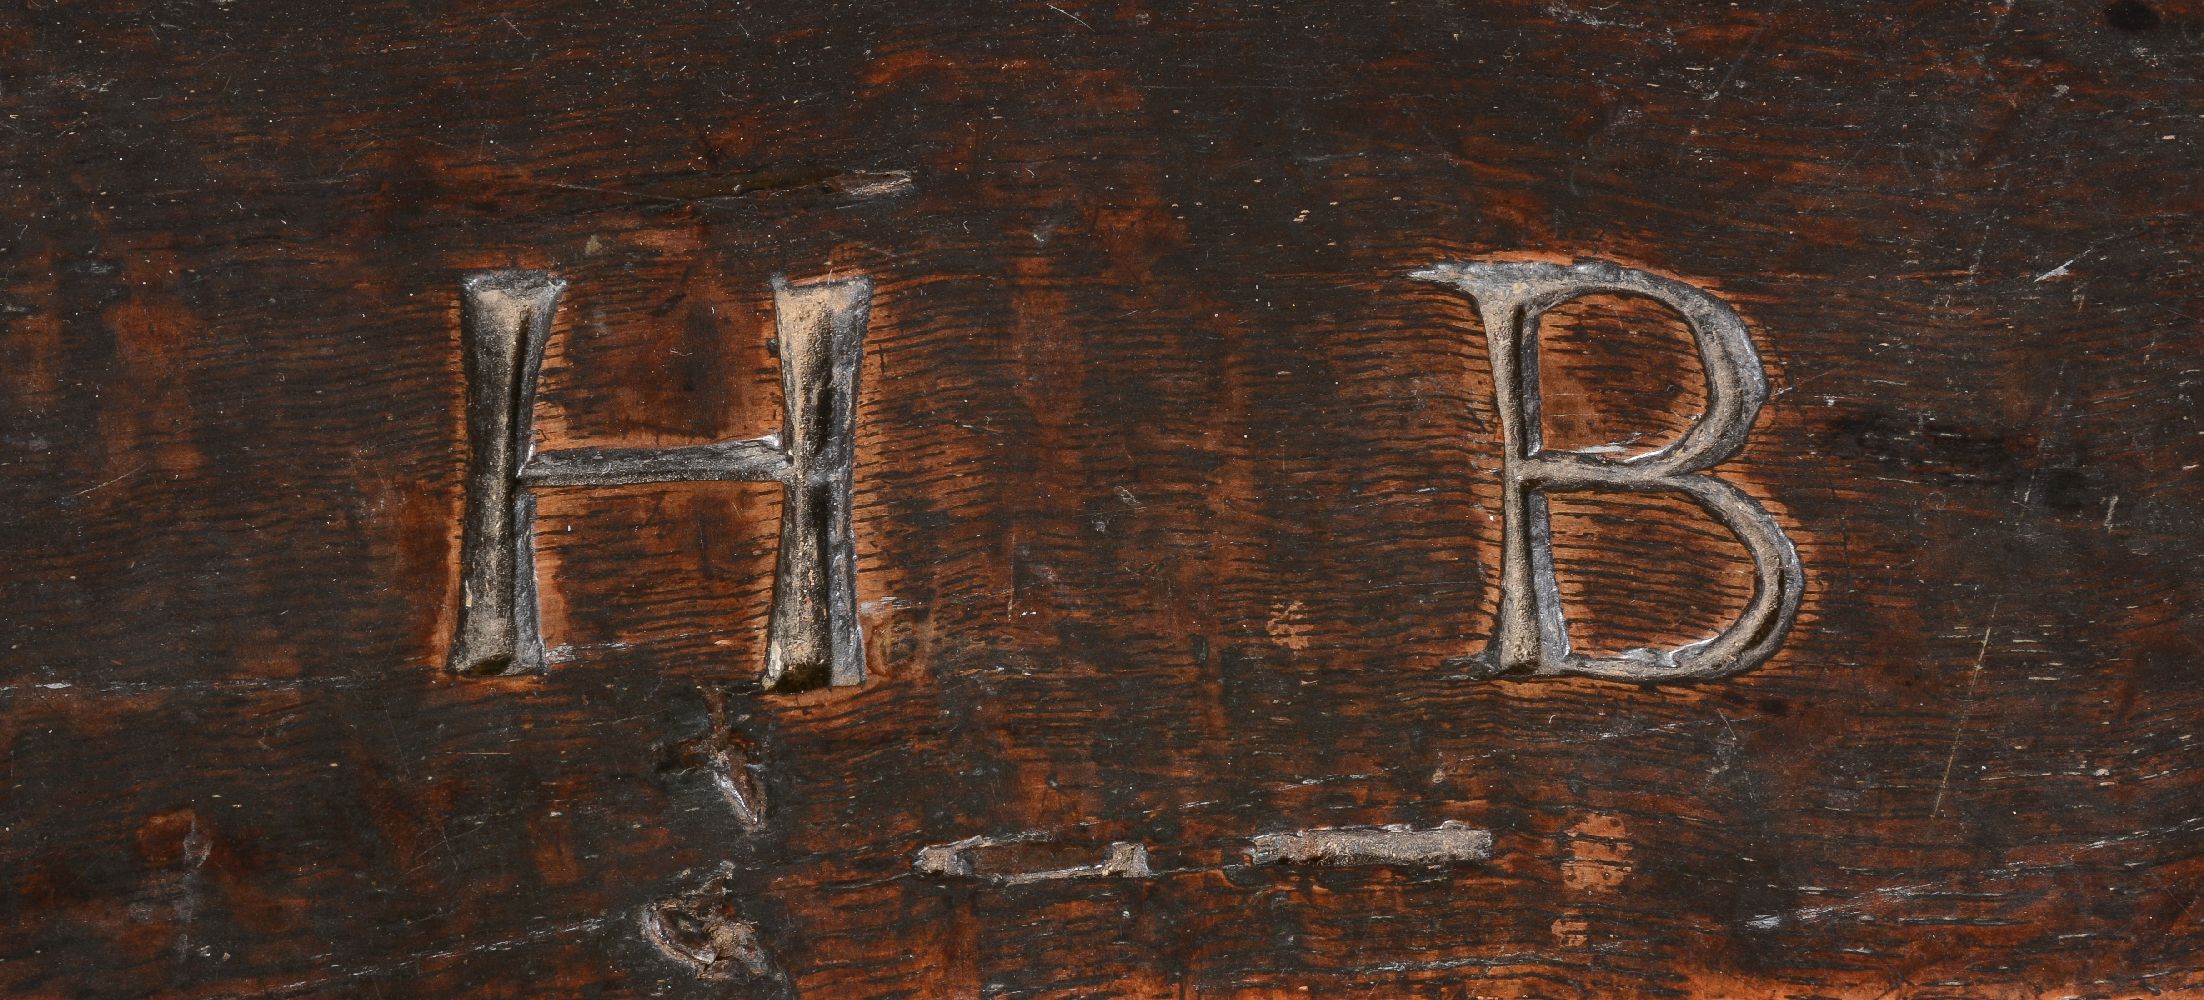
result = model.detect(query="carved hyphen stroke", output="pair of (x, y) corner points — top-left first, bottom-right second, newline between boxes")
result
(913, 835), (1154, 885)
(1413, 259), (1804, 683)
(1247, 822), (1494, 866)
(449, 271), (869, 692)
(912, 822), (1497, 885)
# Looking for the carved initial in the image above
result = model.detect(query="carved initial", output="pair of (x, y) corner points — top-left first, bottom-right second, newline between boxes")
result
(448, 270), (869, 692)
(1413, 259), (1804, 682)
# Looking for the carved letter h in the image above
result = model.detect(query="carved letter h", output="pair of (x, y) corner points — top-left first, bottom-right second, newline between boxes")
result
(448, 270), (869, 692)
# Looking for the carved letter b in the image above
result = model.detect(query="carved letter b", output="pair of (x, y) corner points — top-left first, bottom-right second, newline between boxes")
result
(1413, 259), (1804, 682)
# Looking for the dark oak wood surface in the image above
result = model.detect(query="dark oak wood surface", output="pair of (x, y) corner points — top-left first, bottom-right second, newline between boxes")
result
(2, 1), (2200, 996)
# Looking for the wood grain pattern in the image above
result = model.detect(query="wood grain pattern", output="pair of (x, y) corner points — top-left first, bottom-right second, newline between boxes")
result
(0, 1), (2199, 997)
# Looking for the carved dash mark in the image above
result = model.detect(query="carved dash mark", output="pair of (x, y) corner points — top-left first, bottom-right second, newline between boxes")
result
(914, 835), (1153, 885)
(911, 823), (1497, 885)
(1247, 822), (1493, 867)
(1414, 258), (1804, 683)
(448, 271), (870, 692)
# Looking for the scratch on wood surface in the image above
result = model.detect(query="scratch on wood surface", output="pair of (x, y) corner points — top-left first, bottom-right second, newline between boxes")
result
(227, 918), (614, 998)
(65, 463), (145, 499)
(508, 166), (913, 209)
(1043, 3), (1094, 30)
(1932, 604), (2000, 820)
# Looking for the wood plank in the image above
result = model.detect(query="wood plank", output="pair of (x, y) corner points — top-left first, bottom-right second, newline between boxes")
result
(0, 1), (2198, 996)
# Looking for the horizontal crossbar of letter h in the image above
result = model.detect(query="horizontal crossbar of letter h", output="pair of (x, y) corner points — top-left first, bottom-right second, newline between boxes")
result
(448, 270), (869, 692)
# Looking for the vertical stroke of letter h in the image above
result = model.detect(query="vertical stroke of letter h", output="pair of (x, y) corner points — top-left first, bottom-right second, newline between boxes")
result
(448, 270), (870, 692)
(1414, 259), (1804, 682)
